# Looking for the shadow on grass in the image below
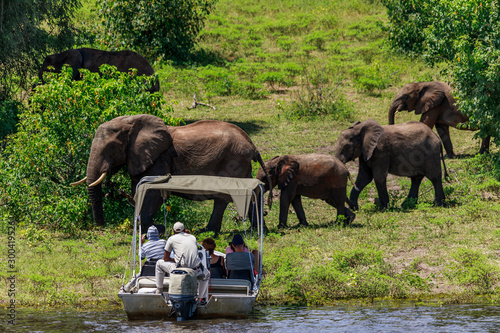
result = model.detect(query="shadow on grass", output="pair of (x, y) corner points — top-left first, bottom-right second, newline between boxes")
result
(272, 220), (365, 232)
(167, 47), (229, 68)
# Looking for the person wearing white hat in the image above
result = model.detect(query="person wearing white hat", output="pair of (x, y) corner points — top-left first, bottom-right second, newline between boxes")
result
(155, 222), (210, 302)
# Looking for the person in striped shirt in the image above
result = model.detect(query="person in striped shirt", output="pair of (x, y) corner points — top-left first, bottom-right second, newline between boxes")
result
(140, 226), (166, 260)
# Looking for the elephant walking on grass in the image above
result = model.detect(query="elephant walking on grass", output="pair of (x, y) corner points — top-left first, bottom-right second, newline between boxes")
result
(39, 48), (159, 92)
(388, 81), (490, 158)
(256, 154), (355, 228)
(333, 119), (449, 210)
(72, 114), (271, 234)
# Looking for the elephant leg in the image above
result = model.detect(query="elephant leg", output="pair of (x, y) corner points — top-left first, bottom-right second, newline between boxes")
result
(325, 194), (345, 224)
(436, 123), (455, 158)
(140, 192), (164, 230)
(249, 202), (269, 233)
(203, 198), (229, 235)
(373, 176), (389, 209)
(430, 176), (446, 207)
(344, 207), (356, 223)
(402, 176), (424, 208)
(278, 190), (294, 229)
(350, 163), (373, 210)
(479, 136), (491, 154)
(291, 195), (308, 226)
(408, 176), (424, 199)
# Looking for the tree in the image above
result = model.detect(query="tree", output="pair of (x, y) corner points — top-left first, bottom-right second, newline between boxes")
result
(98, 0), (217, 60)
(383, 0), (500, 146)
(0, 0), (81, 101)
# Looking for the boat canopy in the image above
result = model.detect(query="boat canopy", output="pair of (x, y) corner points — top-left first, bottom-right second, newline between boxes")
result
(133, 175), (265, 220)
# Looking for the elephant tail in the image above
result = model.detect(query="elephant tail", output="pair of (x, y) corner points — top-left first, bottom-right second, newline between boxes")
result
(440, 145), (451, 183)
(347, 172), (359, 192)
(254, 151), (273, 209)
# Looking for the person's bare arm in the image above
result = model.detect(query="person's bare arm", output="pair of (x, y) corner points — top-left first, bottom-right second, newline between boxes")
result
(163, 250), (174, 262)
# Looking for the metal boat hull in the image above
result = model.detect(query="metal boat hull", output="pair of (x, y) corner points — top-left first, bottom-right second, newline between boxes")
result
(118, 292), (256, 320)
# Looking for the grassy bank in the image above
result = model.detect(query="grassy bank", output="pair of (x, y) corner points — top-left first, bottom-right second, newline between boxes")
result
(1, 0), (500, 308)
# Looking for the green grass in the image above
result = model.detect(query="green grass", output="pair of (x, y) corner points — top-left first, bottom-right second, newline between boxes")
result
(1, 0), (499, 308)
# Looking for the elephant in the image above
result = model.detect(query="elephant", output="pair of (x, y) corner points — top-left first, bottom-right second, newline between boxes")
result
(256, 154), (355, 228)
(333, 119), (448, 210)
(38, 48), (159, 92)
(388, 81), (490, 158)
(71, 114), (272, 234)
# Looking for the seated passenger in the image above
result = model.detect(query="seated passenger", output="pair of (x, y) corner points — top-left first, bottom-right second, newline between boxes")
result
(140, 226), (167, 276)
(202, 238), (226, 279)
(225, 234), (255, 285)
(225, 234), (260, 274)
(141, 225), (166, 260)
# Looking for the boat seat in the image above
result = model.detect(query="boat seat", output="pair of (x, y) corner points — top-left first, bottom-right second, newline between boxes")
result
(140, 259), (159, 277)
(137, 276), (170, 289)
(208, 278), (252, 295)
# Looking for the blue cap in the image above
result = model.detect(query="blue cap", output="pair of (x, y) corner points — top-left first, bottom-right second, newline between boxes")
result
(232, 234), (244, 246)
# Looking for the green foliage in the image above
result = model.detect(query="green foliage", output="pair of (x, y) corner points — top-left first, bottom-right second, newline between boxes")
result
(304, 31), (330, 51)
(444, 248), (500, 294)
(351, 62), (394, 93)
(0, 0), (81, 100)
(98, 0), (217, 60)
(383, 0), (500, 144)
(197, 65), (239, 97)
(278, 66), (354, 120)
(0, 65), (176, 232)
(0, 100), (21, 142)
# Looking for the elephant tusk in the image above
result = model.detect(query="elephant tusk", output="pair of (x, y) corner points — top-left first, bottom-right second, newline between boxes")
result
(70, 177), (87, 186)
(89, 172), (107, 187)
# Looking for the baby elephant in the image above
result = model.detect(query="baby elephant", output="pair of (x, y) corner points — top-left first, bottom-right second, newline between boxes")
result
(333, 119), (448, 210)
(256, 154), (355, 228)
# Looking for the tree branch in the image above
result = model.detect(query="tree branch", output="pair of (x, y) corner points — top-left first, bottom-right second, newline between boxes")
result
(187, 92), (216, 110)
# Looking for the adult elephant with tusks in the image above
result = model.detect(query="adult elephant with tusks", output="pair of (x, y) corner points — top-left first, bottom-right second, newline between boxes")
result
(38, 48), (160, 92)
(256, 154), (355, 228)
(71, 114), (272, 234)
(333, 119), (449, 211)
(388, 81), (490, 158)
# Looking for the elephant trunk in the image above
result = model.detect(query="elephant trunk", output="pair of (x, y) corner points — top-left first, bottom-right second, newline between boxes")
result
(388, 102), (399, 125)
(88, 184), (105, 226)
(86, 152), (110, 227)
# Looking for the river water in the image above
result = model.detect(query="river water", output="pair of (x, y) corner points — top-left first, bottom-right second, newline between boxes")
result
(2, 304), (500, 332)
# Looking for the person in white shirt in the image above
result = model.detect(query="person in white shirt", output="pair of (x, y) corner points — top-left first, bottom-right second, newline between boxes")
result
(155, 222), (209, 302)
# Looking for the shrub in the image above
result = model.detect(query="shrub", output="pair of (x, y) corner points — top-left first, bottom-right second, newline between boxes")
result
(444, 248), (500, 294)
(0, 100), (21, 143)
(351, 63), (393, 93)
(279, 66), (354, 120)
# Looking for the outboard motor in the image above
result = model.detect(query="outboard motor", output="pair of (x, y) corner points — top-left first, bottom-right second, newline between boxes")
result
(169, 268), (198, 321)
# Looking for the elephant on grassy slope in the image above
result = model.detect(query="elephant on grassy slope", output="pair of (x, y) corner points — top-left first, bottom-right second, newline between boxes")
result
(72, 114), (271, 234)
(388, 81), (490, 158)
(39, 48), (159, 92)
(333, 119), (448, 210)
(256, 154), (355, 228)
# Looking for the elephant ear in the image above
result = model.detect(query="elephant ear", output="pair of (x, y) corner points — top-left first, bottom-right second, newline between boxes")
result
(127, 115), (173, 176)
(349, 121), (361, 129)
(277, 155), (299, 190)
(361, 119), (384, 161)
(415, 83), (446, 114)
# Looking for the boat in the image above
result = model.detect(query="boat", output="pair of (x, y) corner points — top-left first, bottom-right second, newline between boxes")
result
(118, 174), (265, 321)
